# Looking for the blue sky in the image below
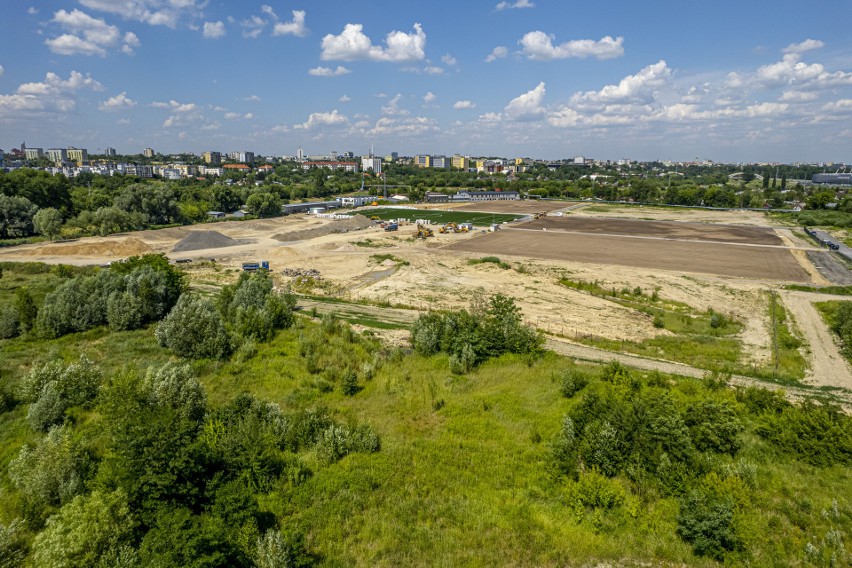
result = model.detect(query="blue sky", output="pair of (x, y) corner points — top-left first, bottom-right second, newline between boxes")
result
(1, 0), (851, 162)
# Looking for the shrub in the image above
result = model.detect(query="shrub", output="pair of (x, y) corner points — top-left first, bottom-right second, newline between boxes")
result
(0, 305), (20, 339)
(559, 368), (589, 398)
(142, 362), (207, 422)
(20, 355), (102, 431)
(0, 519), (27, 568)
(579, 420), (623, 478)
(255, 529), (314, 568)
(315, 423), (380, 464)
(340, 369), (360, 396)
(571, 470), (626, 510)
(156, 294), (232, 359)
(8, 426), (88, 511)
(30, 489), (136, 568)
(756, 399), (852, 466)
(685, 400), (743, 455)
(15, 288), (38, 334)
(677, 489), (742, 561)
(106, 290), (144, 331)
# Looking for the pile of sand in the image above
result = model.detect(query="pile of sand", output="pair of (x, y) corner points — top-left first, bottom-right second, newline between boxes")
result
(273, 215), (373, 242)
(173, 230), (245, 252)
(32, 238), (152, 257)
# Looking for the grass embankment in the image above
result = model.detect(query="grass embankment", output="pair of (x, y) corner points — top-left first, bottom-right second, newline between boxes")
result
(355, 207), (524, 226)
(814, 300), (852, 364)
(1, 321), (849, 566)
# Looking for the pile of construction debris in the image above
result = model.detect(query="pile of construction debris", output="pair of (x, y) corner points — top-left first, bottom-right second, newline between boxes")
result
(282, 268), (321, 278)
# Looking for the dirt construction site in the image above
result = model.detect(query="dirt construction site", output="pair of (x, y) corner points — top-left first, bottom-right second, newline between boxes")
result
(2, 202), (851, 401)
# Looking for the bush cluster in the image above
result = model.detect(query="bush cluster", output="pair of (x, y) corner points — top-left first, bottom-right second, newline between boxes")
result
(35, 254), (185, 338)
(411, 294), (543, 373)
(19, 355), (103, 431)
(157, 270), (296, 360)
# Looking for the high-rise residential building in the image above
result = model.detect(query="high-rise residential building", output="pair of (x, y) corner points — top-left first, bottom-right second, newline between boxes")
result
(297, 147), (305, 161)
(229, 151), (254, 163)
(104, 147), (116, 157)
(143, 147), (155, 158)
(431, 156), (450, 169)
(46, 148), (68, 164)
(67, 147), (88, 165)
(24, 147), (44, 160)
(203, 151), (221, 164)
(451, 154), (470, 170)
(415, 155), (431, 168)
(361, 156), (382, 175)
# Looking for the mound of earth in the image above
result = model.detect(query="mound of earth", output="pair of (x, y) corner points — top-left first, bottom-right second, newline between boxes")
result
(173, 230), (245, 252)
(32, 238), (152, 257)
(273, 215), (373, 242)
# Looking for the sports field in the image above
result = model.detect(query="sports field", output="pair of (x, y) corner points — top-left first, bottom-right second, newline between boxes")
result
(356, 207), (525, 225)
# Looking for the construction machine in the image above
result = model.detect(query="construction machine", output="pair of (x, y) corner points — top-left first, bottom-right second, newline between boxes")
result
(416, 224), (434, 239)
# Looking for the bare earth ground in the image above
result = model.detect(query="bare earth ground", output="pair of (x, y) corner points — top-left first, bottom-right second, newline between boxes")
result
(570, 204), (778, 226)
(1, 206), (850, 397)
(445, 225), (809, 281)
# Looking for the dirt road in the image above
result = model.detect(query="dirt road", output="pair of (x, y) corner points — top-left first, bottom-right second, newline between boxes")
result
(294, 295), (852, 409)
(780, 290), (852, 391)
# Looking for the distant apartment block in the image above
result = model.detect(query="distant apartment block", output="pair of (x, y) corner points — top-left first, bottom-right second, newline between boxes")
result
(67, 147), (88, 165)
(24, 147), (44, 160)
(143, 147), (155, 158)
(300, 161), (359, 173)
(203, 151), (221, 164)
(361, 157), (382, 175)
(431, 156), (450, 169)
(415, 155), (431, 168)
(229, 151), (254, 163)
(104, 147), (117, 157)
(451, 155), (470, 170)
(46, 148), (68, 165)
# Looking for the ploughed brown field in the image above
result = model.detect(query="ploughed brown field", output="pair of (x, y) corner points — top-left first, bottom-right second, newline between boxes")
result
(445, 216), (809, 281)
(451, 200), (575, 213)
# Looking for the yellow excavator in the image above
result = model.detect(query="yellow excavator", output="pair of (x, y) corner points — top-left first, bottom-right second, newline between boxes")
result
(416, 224), (435, 239)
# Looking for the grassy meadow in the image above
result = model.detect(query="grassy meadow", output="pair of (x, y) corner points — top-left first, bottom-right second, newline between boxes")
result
(0, 261), (849, 566)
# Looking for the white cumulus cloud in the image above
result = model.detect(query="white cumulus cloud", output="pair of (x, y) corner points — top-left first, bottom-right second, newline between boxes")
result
(0, 70), (102, 118)
(339, 94), (351, 102)
(520, 32), (624, 60)
(572, 60), (671, 106)
(496, 0), (535, 10)
(308, 66), (352, 77)
(203, 21), (225, 39)
(78, 0), (206, 28)
(46, 9), (141, 56)
(321, 23), (426, 62)
(423, 91), (437, 103)
(454, 100), (476, 109)
(273, 10), (307, 37)
(504, 82), (546, 121)
(485, 46), (508, 63)
(295, 109), (348, 129)
(98, 91), (136, 111)
(783, 38), (824, 54)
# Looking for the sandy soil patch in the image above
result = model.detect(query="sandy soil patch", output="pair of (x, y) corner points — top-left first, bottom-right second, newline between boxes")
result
(571, 205), (775, 226)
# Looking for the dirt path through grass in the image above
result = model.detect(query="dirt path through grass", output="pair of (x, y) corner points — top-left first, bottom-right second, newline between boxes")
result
(780, 291), (852, 391)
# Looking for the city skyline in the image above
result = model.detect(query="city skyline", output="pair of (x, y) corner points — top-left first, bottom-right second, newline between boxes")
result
(1, 1), (851, 163)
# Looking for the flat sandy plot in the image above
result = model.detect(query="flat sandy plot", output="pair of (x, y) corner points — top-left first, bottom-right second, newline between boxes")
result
(525, 217), (783, 245)
(452, 200), (575, 214)
(572, 204), (773, 226)
(446, 228), (809, 281)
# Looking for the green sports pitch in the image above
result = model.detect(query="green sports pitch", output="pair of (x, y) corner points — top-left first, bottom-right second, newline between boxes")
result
(352, 207), (526, 226)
